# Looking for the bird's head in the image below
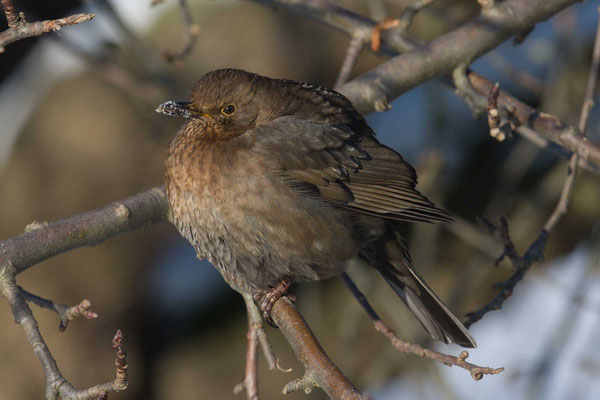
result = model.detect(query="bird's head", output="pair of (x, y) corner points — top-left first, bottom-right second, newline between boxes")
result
(156, 69), (289, 140)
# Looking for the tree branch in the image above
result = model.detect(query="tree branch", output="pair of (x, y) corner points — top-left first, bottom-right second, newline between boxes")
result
(0, 262), (128, 399)
(253, 0), (600, 171)
(19, 288), (98, 331)
(234, 294), (260, 400)
(341, 0), (578, 112)
(0, 187), (367, 399)
(271, 297), (365, 399)
(465, 8), (600, 327)
(0, 187), (168, 276)
(339, 273), (504, 381)
(160, 0), (199, 63)
(0, 0), (94, 53)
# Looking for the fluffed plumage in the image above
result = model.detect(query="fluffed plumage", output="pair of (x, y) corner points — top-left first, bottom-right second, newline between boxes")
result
(160, 68), (476, 348)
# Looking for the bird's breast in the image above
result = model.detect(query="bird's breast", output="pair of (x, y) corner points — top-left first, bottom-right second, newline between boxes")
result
(165, 139), (358, 287)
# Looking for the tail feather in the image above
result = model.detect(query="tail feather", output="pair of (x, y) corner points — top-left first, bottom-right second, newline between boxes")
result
(361, 227), (476, 348)
(377, 264), (476, 348)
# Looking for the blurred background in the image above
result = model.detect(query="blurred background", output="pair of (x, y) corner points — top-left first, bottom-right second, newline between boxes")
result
(1, 0), (599, 399)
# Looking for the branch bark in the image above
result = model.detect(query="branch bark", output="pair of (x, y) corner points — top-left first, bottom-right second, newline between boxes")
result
(254, 0), (600, 170)
(271, 297), (364, 399)
(0, 188), (365, 399)
(0, 0), (94, 53)
(340, 0), (578, 112)
(0, 187), (168, 276)
(465, 8), (600, 326)
(0, 262), (128, 399)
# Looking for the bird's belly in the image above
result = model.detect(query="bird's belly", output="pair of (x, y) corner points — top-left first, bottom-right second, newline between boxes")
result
(169, 172), (358, 291)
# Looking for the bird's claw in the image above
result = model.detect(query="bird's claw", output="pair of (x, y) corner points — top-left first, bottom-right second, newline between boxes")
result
(253, 278), (292, 328)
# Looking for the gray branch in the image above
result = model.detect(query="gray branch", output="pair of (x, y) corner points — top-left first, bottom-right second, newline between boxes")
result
(254, 0), (600, 169)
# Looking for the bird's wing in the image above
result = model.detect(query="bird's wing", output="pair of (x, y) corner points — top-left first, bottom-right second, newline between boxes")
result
(251, 116), (451, 223)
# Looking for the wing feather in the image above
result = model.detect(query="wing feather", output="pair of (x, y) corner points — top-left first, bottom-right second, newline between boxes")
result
(252, 116), (451, 223)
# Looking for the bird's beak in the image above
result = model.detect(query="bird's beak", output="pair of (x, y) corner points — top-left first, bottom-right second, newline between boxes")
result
(155, 101), (211, 120)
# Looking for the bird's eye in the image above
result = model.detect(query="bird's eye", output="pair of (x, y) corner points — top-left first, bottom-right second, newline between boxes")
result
(221, 104), (236, 115)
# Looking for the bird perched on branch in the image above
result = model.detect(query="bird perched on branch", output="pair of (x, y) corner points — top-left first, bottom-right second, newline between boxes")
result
(157, 68), (476, 348)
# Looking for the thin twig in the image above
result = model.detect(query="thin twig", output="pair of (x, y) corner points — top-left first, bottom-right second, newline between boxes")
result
(252, 0), (600, 170)
(466, 18), (600, 324)
(162, 0), (199, 63)
(0, 262), (128, 399)
(397, 0), (436, 31)
(19, 288), (98, 331)
(334, 34), (364, 89)
(467, 8), (600, 327)
(339, 273), (503, 381)
(487, 83), (502, 140)
(234, 295), (260, 400)
(243, 292), (277, 369)
(0, 6), (94, 53)
(0, 187), (363, 399)
(544, 6), (600, 232)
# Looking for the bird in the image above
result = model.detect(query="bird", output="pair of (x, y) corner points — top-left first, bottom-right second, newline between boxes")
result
(157, 68), (476, 348)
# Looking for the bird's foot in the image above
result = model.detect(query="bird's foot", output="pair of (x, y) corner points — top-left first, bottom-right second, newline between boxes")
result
(253, 278), (292, 328)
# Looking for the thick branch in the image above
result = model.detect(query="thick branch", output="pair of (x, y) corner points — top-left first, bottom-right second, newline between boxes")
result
(466, 9), (600, 327)
(254, 0), (600, 170)
(271, 297), (364, 399)
(1, 0), (18, 28)
(341, 0), (578, 112)
(0, 187), (168, 276)
(0, 188), (363, 399)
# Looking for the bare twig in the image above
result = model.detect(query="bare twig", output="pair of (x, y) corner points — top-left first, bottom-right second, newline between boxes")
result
(339, 273), (503, 380)
(468, 73), (600, 170)
(0, 187), (364, 399)
(467, 8), (600, 327)
(455, 70), (516, 142)
(334, 34), (364, 89)
(234, 294), (260, 400)
(545, 6), (600, 232)
(487, 83), (502, 139)
(162, 0), (199, 63)
(19, 288), (98, 331)
(0, 262), (128, 399)
(243, 293), (277, 371)
(464, 218), (548, 327)
(0, 3), (94, 53)
(252, 0), (600, 170)
(397, 0), (436, 31)
(340, 0), (579, 112)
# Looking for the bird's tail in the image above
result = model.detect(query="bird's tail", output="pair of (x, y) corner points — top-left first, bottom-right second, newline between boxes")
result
(361, 231), (476, 348)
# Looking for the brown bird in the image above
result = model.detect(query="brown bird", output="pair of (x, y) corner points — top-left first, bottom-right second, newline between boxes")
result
(158, 68), (476, 348)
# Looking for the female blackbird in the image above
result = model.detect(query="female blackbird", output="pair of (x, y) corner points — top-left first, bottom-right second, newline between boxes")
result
(158, 69), (476, 348)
